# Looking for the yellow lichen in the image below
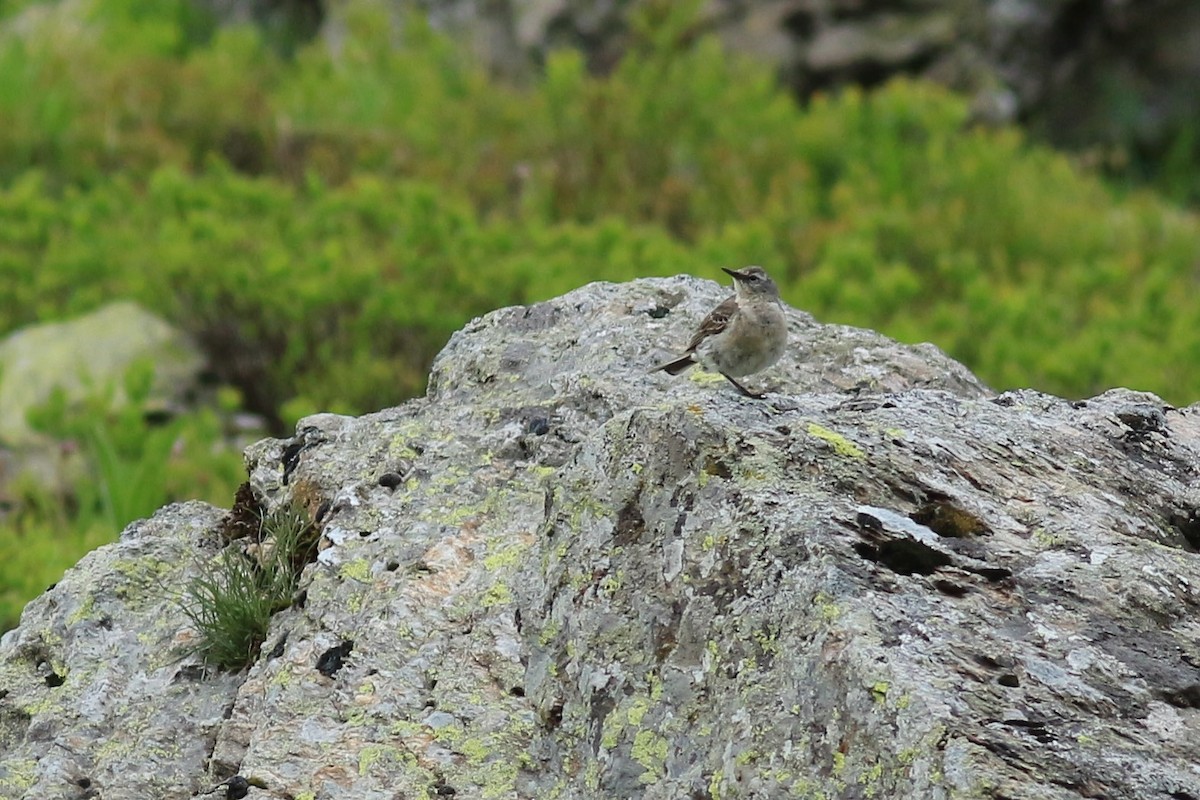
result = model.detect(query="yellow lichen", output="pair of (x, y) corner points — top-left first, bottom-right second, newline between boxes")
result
(806, 423), (865, 459)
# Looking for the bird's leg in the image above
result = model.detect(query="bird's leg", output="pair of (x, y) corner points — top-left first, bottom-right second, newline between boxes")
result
(722, 373), (765, 399)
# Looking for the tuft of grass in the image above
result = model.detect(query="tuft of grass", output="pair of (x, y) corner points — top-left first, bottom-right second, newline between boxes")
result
(180, 500), (318, 671)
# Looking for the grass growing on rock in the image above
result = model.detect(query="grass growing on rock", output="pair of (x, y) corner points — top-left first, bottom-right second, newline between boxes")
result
(181, 501), (318, 670)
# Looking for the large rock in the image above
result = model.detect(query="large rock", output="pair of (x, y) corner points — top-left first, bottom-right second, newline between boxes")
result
(0, 301), (205, 448)
(2, 277), (1199, 799)
(0, 301), (207, 505)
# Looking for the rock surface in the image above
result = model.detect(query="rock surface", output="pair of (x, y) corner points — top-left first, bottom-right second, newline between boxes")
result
(3, 276), (1200, 799)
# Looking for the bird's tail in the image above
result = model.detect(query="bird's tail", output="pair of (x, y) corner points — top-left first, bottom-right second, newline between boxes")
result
(652, 355), (696, 376)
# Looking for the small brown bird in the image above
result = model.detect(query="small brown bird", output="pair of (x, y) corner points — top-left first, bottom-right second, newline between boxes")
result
(652, 266), (788, 398)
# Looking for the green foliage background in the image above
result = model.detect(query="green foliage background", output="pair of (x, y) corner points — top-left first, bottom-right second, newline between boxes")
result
(1, 0), (1198, 628)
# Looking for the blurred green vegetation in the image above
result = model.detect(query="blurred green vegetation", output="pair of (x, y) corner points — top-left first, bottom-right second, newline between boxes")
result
(1, 0), (1199, 628)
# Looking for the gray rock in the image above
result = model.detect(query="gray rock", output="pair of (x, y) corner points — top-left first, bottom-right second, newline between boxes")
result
(0, 301), (204, 447)
(3, 277), (1200, 799)
(0, 301), (206, 502)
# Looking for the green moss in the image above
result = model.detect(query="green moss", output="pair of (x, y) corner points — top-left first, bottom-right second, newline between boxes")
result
(813, 592), (840, 622)
(870, 681), (889, 703)
(735, 748), (760, 766)
(584, 760), (601, 791)
(357, 744), (403, 776)
(1033, 528), (1065, 548)
(0, 758), (38, 794)
(113, 557), (176, 603)
(683, 366), (726, 387)
(483, 539), (531, 572)
(539, 620), (560, 646)
(627, 697), (652, 727)
(632, 728), (668, 783)
(338, 558), (373, 584)
(708, 769), (726, 800)
(806, 424), (865, 459)
(480, 581), (512, 608)
(66, 593), (97, 626)
(598, 571), (622, 596)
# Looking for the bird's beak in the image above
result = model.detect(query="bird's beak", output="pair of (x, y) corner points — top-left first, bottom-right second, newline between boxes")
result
(722, 267), (746, 282)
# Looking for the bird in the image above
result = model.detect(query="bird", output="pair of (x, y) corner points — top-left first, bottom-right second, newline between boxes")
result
(652, 266), (788, 398)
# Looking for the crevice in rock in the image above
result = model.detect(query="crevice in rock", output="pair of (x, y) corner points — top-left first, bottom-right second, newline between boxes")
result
(220, 482), (265, 542)
(613, 499), (647, 547)
(1158, 684), (1200, 710)
(315, 640), (354, 678)
(966, 565), (1013, 583)
(911, 499), (990, 538)
(855, 538), (952, 576)
(1166, 506), (1200, 552)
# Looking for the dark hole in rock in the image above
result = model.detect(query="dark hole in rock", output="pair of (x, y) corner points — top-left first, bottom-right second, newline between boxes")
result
(998, 673), (1020, 688)
(853, 542), (879, 562)
(385, 560), (400, 572)
(973, 653), (1013, 670)
(1003, 717), (1054, 743)
(225, 776), (250, 800)
(75, 778), (91, 789)
(872, 539), (952, 576)
(1160, 684), (1200, 709)
(314, 498), (332, 523)
(526, 416), (551, 436)
(221, 482), (264, 542)
(934, 579), (968, 597)
(268, 634), (288, 660)
(645, 305), (670, 319)
(44, 670), (65, 689)
(545, 701), (565, 729)
(433, 782), (458, 796)
(378, 472), (403, 489)
(969, 566), (1013, 583)
(703, 456), (733, 481)
(911, 501), (989, 538)
(1168, 507), (1200, 552)
(509, 686), (525, 697)
(174, 664), (208, 682)
(316, 640), (354, 678)
(281, 440), (306, 483)
(1116, 406), (1166, 435)
(613, 501), (646, 547)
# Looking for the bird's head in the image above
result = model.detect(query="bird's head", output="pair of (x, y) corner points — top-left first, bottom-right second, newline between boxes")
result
(722, 266), (780, 299)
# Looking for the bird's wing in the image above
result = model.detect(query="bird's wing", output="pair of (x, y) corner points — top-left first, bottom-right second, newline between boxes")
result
(686, 295), (737, 352)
